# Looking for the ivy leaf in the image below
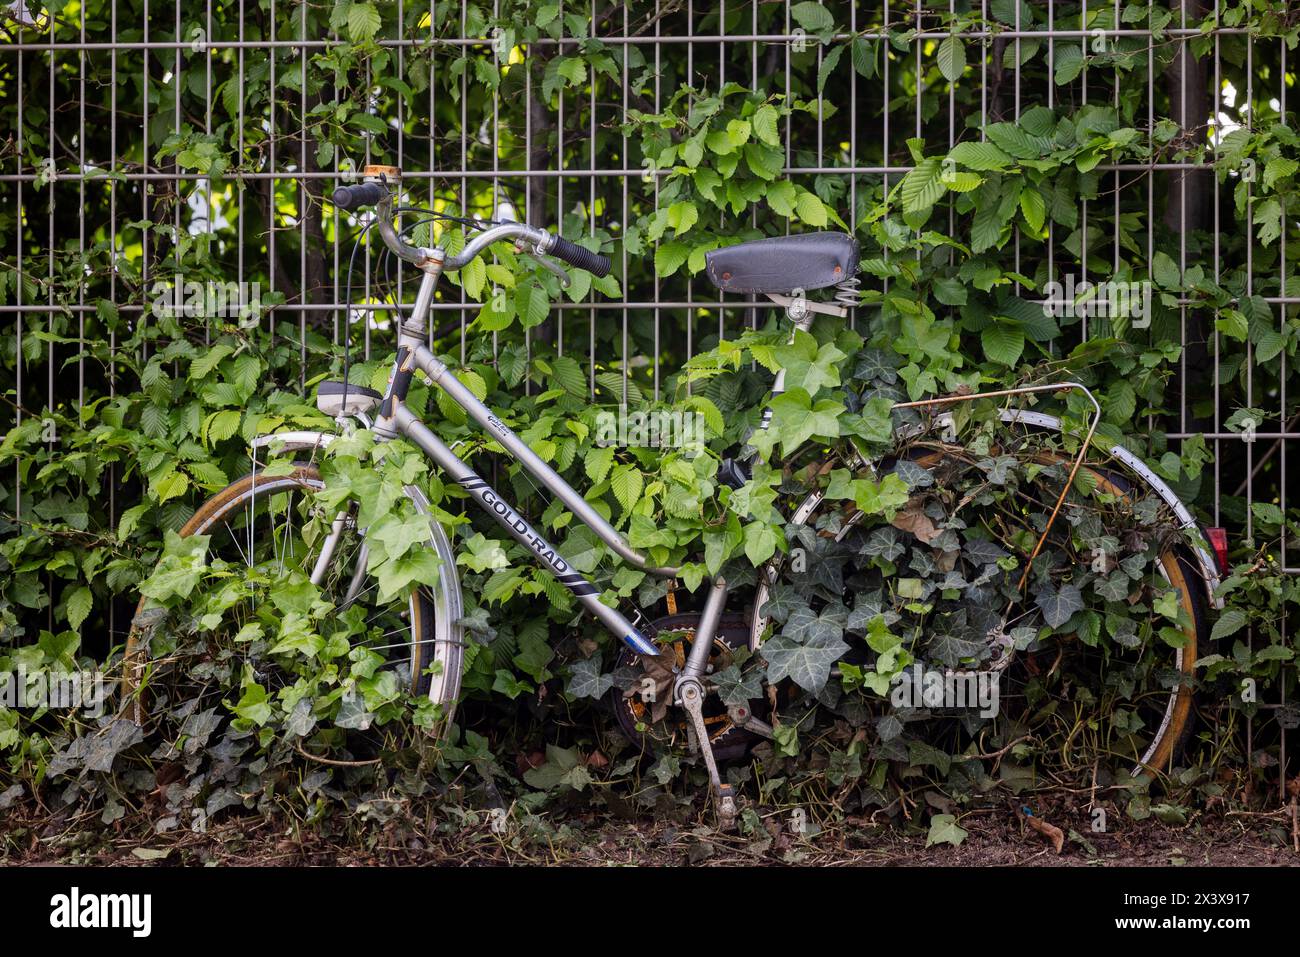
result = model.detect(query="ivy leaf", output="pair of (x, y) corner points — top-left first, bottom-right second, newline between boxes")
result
(863, 527), (906, 562)
(784, 603), (849, 645)
(891, 459), (935, 489)
(1035, 583), (1086, 629)
(762, 633), (849, 694)
(765, 388), (844, 457)
(567, 656), (614, 700)
(962, 538), (1008, 565)
(1093, 574), (1131, 602)
(743, 522), (778, 565)
(928, 631), (988, 668)
(926, 814), (968, 847)
(713, 664), (762, 707)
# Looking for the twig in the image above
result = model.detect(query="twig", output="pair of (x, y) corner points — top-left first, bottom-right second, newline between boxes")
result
(292, 742), (380, 767)
(969, 734), (1032, 761)
(1292, 798), (1298, 854)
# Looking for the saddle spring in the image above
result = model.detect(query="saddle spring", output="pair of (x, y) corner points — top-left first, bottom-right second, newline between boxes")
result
(833, 275), (861, 309)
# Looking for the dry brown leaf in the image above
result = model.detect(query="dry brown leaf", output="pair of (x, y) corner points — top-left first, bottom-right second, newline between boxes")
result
(891, 499), (940, 543)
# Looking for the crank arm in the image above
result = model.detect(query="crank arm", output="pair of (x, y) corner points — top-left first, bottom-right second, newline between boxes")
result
(726, 703), (774, 740)
(679, 679), (737, 829)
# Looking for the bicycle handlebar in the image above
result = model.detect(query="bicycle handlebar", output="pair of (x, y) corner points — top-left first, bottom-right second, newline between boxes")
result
(337, 180), (611, 278)
(546, 235), (611, 278)
(332, 182), (388, 211)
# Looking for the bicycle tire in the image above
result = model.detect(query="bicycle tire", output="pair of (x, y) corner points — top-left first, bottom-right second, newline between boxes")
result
(120, 464), (462, 731)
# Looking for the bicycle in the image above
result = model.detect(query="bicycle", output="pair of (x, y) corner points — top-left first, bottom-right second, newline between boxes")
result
(122, 166), (1224, 826)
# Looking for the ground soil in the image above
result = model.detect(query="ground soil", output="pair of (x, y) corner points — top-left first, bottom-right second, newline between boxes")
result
(3, 799), (1297, 866)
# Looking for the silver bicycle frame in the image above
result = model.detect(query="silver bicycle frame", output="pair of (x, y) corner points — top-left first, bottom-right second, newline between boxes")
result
(370, 257), (666, 658)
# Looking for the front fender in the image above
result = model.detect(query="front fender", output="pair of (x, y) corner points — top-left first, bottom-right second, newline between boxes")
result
(249, 430), (337, 455)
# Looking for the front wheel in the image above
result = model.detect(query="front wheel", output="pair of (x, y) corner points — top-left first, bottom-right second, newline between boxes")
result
(120, 464), (465, 735)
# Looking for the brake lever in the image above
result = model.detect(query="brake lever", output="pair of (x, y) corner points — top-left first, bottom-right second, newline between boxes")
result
(517, 241), (571, 288)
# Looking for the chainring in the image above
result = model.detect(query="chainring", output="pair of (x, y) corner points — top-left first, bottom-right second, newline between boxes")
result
(608, 611), (763, 761)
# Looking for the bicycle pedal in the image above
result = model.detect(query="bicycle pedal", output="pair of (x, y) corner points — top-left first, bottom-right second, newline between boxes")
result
(715, 784), (738, 830)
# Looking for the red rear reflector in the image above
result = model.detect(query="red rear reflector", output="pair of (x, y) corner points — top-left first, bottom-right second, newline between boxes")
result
(1206, 527), (1229, 574)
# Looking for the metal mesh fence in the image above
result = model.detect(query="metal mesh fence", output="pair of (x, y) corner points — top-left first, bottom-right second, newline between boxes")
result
(1, 1), (1295, 793)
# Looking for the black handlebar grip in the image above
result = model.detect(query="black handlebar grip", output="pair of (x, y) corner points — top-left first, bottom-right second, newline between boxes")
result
(549, 235), (612, 278)
(332, 182), (388, 211)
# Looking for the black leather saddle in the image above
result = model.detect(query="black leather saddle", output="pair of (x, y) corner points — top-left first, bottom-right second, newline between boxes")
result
(704, 232), (859, 294)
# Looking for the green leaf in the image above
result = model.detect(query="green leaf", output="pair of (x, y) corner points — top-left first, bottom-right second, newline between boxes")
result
(1035, 583), (1085, 629)
(1019, 186), (1046, 232)
(816, 44), (845, 94)
(347, 3), (383, 42)
(566, 656), (614, 699)
(667, 200), (699, 236)
(937, 35), (966, 82)
(655, 241), (689, 277)
(949, 140), (1013, 171)
(752, 104), (781, 147)
(515, 283), (550, 329)
(610, 465), (643, 514)
(767, 180), (798, 217)
(900, 157), (945, 214)
(1210, 607), (1247, 641)
(585, 444), (616, 483)
(981, 322), (1024, 366)
(1151, 251), (1181, 289)
(744, 142), (782, 180)
(985, 122), (1046, 159)
(743, 522), (778, 565)
(795, 189), (828, 226)
(926, 814), (968, 847)
(1053, 43), (1085, 85)
(762, 632), (849, 694)
(790, 0), (834, 33)
(65, 585), (93, 631)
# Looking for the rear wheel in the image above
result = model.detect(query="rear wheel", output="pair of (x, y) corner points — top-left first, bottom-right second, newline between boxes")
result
(751, 423), (1212, 781)
(120, 465), (463, 735)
